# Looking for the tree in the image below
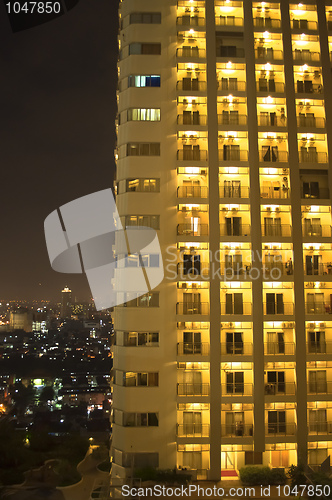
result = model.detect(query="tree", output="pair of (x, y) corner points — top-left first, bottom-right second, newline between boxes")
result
(9, 382), (35, 415)
(39, 385), (55, 403)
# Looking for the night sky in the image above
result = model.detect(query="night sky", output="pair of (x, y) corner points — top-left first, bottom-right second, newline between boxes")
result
(0, 0), (118, 303)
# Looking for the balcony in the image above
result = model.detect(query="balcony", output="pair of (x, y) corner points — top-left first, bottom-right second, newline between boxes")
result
(264, 343), (295, 355)
(255, 48), (283, 60)
(299, 151), (328, 164)
(176, 47), (206, 59)
(304, 263), (332, 276)
(296, 81), (323, 94)
(177, 114), (207, 126)
(217, 47), (245, 58)
(264, 382), (296, 395)
(220, 224), (251, 237)
(301, 187), (330, 199)
(177, 224), (209, 236)
(223, 383), (253, 396)
(253, 17), (281, 28)
(218, 149), (248, 161)
(221, 342), (253, 355)
(258, 115), (287, 127)
(177, 383), (209, 396)
(293, 50), (320, 63)
(218, 79), (246, 92)
(291, 19), (318, 31)
(177, 15), (205, 27)
(177, 262), (209, 278)
(221, 302), (252, 315)
(177, 186), (208, 198)
(177, 79), (207, 92)
(215, 16), (243, 27)
(177, 149), (208, 161)
(261, 225), (292, 237)
(259, 150), (288, 162)
(176, 302), (209, 315)
(221, 424), (253, 437)
(263, 263), (293, 277)
(220, 263), (251, 278)
(266, 423), (296, 436)
(308, 423), (332, 434)
(177, 423), (210, 438)
(307, 381), (332, 394)
(260, 186), (290, 199)
(307, 342), (332, 354)
(220, 186), (250, 198)
(302, 225), (332, 238)
(264, 302), (294, 315)
(177, 342), (209, 356)
(305, 302), (332, 315)
(257, 80), (285, 93)
(218, 114), (247, 126)
(297, 116), (325, 129)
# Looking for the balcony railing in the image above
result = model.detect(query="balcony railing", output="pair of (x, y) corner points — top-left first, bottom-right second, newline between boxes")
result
(260, 186), (290, 199)
(218, 150), (248, 161)
(219, 186), (250, 198)
(263, 263), (293, 277)
(176, 47), (206, 58)
(177, 114), (207, 126)
(264, 343), (295, 355)
(177, 342), (210, 356)
(261, 225), (292, 237)
(218, 80), (246, 92)
(299, 151), (328, 163)
(304, 263), (332, 276)
(177, 423), (210, 437)
(176, 302), (209, 315)
(177, 15), (205, 27)
(177, 80), (207, 91)
(302, 225), (332, 238)
(291, 19), (318, 30)
(258, 115), (287, 127)
(218, 114), (247, 125)
(293, 50), (320, 62)
(255, 48), (283, 60)
(264, 302), (294, 315)
(296, 81), (323, 94)
(220, 263), (252, 277)
(223, 383), (253, 396)
(177, 186), (208, 198)
(177, 262), (209, 278)
(215, 15), (243, 27)
(177, 224), (209, 236)
(221, 302), (252, 315)
(220, 224), (251, 236)
(221, 342), (253, 355)
(257, 81), (285, 93)
(266, 423), (296, 436)
(177, 383), (209, 396)
(308, 423), (332, 434)
(307, 342), (332, 354)
(305, 302), (332, 315)
(253, 17), (281, 28)
(221, 424), (253, 437)
(297, 116), (326, 129)
(259, 150), (288, 162)
(307, 381), (332, 394)
(301, 188), (330, 200)
(264, 382), (296, 395)
(177, 150), (208, 161)
(217, 47), (245, 58)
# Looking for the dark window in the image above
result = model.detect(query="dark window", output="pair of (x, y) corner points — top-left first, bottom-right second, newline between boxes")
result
(129, 43), (161, 55)
(130, 12), (161, 24)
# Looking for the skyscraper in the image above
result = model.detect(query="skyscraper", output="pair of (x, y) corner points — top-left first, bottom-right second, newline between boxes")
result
(112, 0), (332, 480)
(61, 286), (72, 319)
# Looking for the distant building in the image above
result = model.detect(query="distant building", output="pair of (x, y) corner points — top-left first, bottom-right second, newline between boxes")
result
(61, 286), (72, 319)
(9, 309), (32, 332)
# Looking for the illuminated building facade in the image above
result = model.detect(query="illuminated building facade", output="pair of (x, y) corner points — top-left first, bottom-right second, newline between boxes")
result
(60, 286), (72, 319)
(113, 0), (332, 480)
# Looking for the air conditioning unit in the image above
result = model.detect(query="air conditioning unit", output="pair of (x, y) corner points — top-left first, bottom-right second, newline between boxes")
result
(275, 207), (280, 213)
(181, 283), (187, 289)
(308, 323), (315, 329)
(192, 283), (197, 288)
(200, 169), (207, 175)
(183, 98), (188, 105)
(309, 246), (314, 250)
(182, 206), (188, 212)
(264, 245), (269, 249)
(320, 323), (326, 329)
(282, 168), (288, 174)
(266, 207), (272, 212)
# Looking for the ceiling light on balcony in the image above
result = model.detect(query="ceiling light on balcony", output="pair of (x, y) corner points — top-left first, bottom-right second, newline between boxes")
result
(263, 31), (270, 39)
(226, 61), (233, 69)
(265, 95), (274, 104)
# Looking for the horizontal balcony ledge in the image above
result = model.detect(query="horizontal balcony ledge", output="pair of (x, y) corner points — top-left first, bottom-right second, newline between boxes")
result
(221, 424), (253, 437)
(177, 383), (210, 396)
(176, 424), (210, 438)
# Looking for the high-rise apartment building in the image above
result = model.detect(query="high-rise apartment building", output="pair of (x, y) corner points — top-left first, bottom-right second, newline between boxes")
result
(61, 286), (72, 319)
(112, 0), (332, 480)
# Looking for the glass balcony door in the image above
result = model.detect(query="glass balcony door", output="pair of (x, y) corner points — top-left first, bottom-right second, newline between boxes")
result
(183, 411), (202, 435)
(309, 409), (327, 433)
(266, 293), (284, 314)
(183, 292), (201, 314)
(226, 371), (244, 393)
(268, 410), (286, 433)
(226, 411), (244, 436)
(226, 331), (243, 354)
(183, 370), (202, 395)
(309, 370), (327, 393)
(306, 292), (324, 314)
(305, 255), (321, 275)
(225, 254), (242, 276)
(308, 330), (325, 353)
(183, 331), (202, 354)
(225, 293), (243, 314)
(267, 331), (285, 354)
